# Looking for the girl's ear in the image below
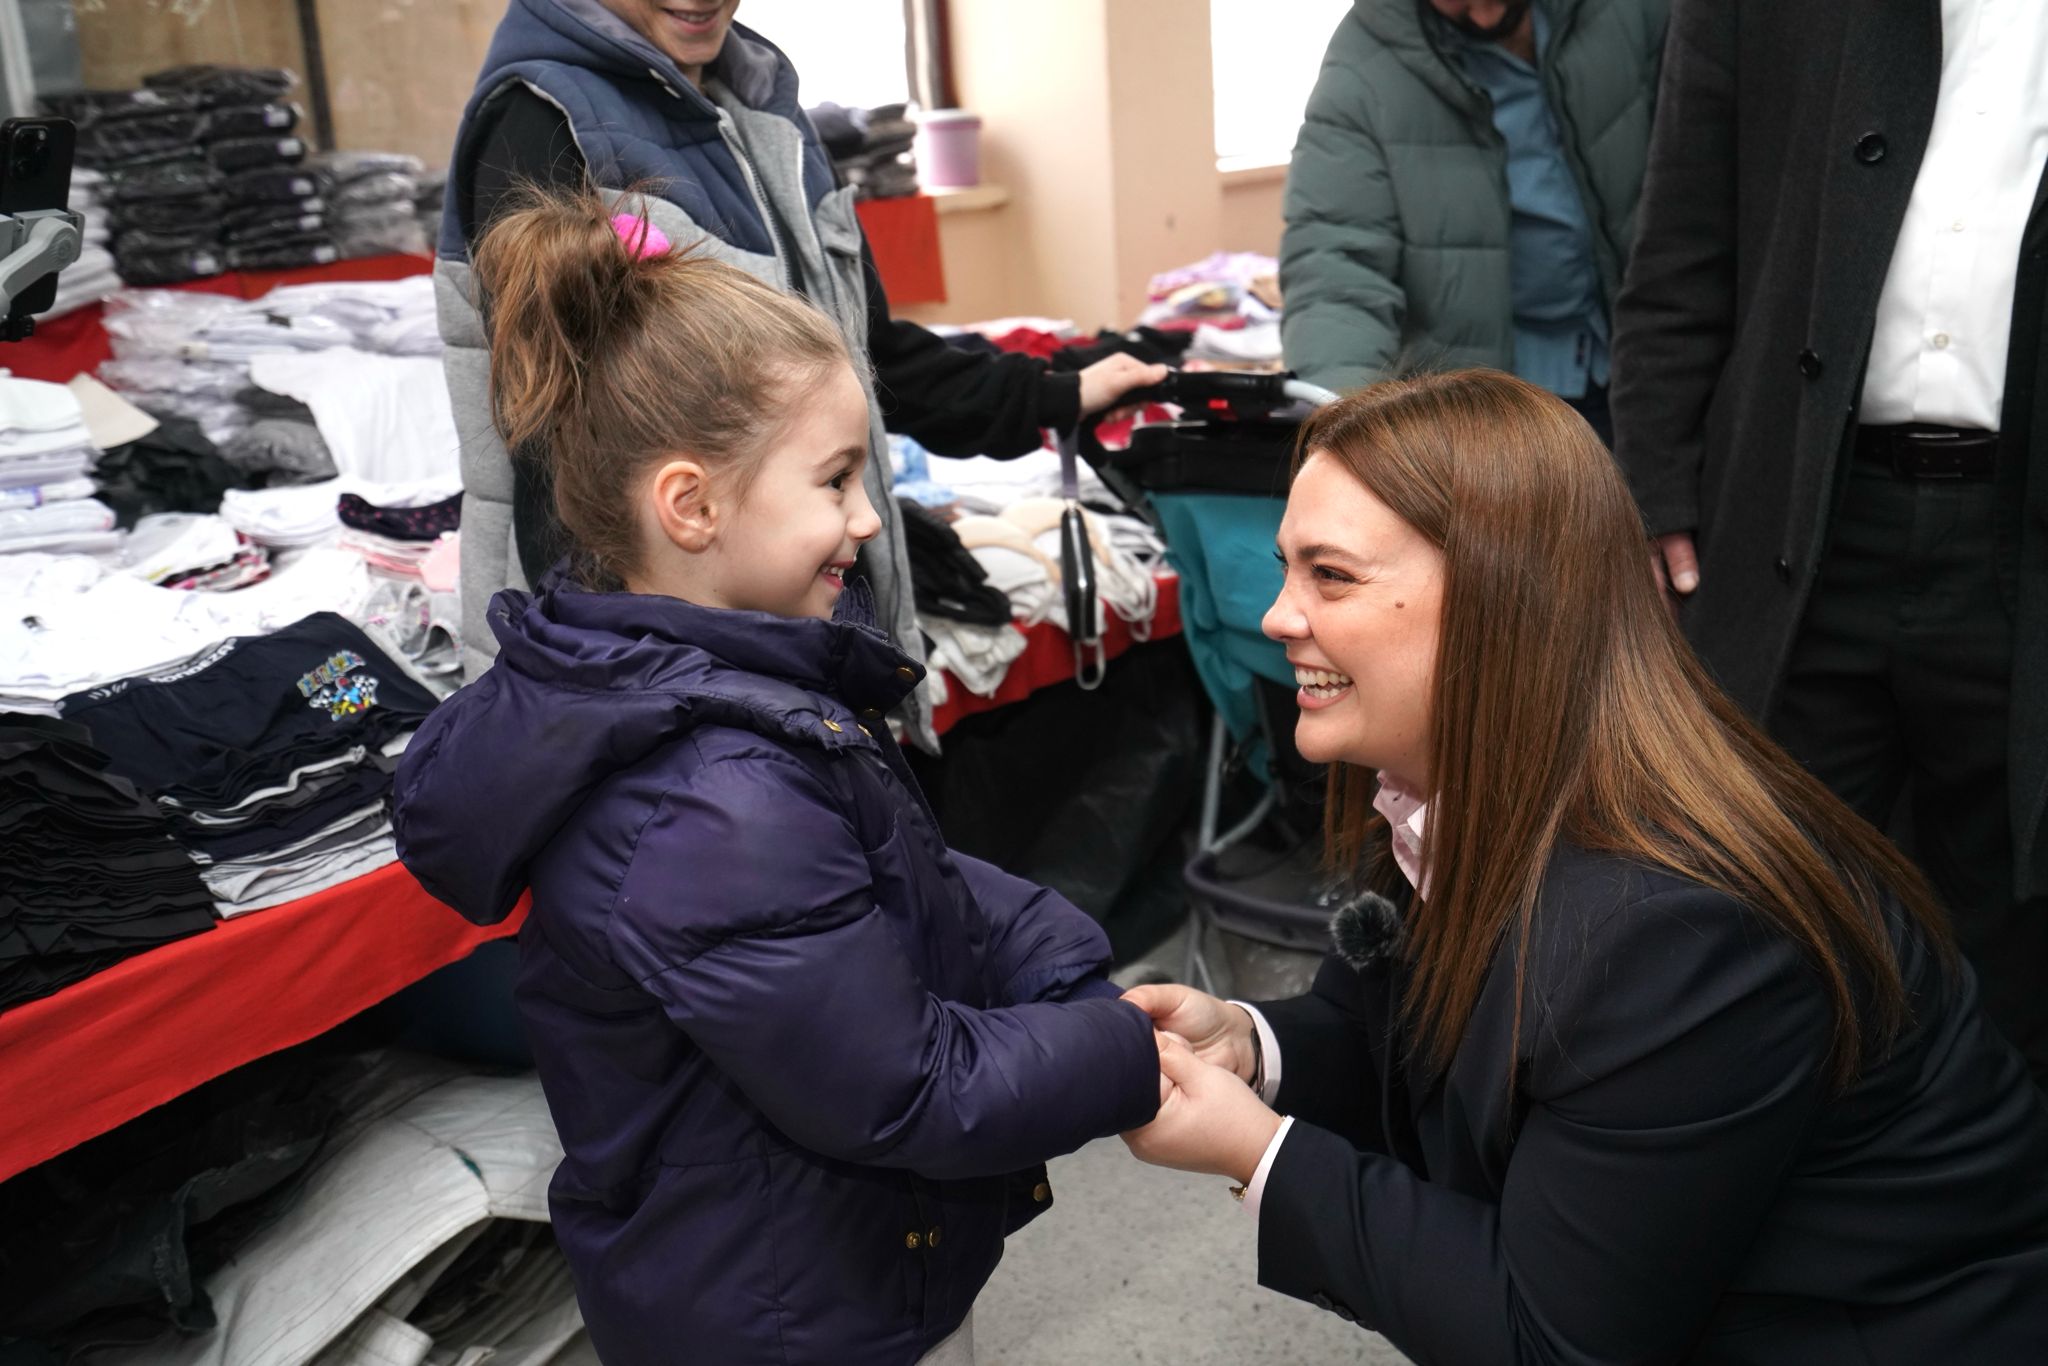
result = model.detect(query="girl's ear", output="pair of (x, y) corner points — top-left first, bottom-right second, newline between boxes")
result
(648, 457), (717, 553)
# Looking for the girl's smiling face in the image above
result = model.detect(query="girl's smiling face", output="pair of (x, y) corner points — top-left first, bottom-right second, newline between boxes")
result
(632, 360), (881, 620)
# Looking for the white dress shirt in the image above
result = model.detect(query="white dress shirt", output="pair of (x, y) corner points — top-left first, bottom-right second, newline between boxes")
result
(1235, 773), (1427, 1218)
(1859, 0), (2048, 430)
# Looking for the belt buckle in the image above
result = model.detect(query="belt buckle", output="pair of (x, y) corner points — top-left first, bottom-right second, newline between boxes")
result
(1897, 428), (1991, 479)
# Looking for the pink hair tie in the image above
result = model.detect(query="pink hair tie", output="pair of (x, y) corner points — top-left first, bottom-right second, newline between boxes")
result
(610, 213), (672, 260)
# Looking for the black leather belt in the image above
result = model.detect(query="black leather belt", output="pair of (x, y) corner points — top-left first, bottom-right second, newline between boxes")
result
(1854, 424), (1999, 480)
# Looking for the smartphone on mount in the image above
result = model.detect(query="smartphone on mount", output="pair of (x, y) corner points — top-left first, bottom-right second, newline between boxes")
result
(0, 117), (79, 329)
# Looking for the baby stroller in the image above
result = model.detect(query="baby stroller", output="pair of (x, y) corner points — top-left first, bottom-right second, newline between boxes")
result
(1078, 371), (1344, 992)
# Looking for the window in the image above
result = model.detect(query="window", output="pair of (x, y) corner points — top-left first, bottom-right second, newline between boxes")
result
(739, 0), (912, 111)
(1210, 0), (1351, 169)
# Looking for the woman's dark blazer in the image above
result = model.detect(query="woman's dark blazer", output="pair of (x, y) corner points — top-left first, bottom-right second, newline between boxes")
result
(1253, 844), (2048, 1364)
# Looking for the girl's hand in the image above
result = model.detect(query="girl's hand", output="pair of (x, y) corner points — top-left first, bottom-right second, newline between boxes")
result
(1121, 1034), (1283, 1183)
(1122, 983), (1258, 1082)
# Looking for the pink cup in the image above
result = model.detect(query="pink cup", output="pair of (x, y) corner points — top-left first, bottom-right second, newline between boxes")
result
(916, 109), (983, 190)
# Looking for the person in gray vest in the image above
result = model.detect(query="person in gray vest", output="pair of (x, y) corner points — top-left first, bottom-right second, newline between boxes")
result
(1279, 0), (1666, 442)
(437, 0), (1165, 750)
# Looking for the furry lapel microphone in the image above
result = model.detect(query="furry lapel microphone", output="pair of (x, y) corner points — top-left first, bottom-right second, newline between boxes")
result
(1330, 890), (1406, 969)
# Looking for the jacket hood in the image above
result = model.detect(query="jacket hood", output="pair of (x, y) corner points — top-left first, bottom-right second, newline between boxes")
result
(393, 575), (922, 925)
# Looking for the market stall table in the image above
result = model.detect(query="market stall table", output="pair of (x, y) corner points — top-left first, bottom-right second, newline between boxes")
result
(0, 862), (525, 1184)
(931, 573), (1182, 735)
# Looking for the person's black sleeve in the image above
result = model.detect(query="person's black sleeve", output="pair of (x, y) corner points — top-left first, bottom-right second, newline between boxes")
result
(1252, 953), (1390, 1151)
(454, 85), (586, 588)
(457, 84), (587, 250)
(1254, 887), (1832, 1364)
(1608, 0), (1737, 539)
(862, 240), (1082, 458)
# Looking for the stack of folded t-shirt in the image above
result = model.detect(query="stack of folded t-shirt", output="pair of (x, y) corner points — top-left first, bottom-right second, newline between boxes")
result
(0, 713), (217, 1012)
(139, 65), (337, 274)
(313, 151), (429, 259)
(808, 101), (917, 199)
(40, 85), (223, 286)
(0, 377), (117, 557)
(59, 612), (439, 915)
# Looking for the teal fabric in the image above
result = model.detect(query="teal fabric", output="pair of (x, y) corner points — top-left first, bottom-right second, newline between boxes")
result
(1456, 6), (1610, 399)
(1151, 493), (1293, 766)
(1280, 0), (1666, 395)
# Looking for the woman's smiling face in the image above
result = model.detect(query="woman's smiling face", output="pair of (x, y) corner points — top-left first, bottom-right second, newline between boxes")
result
(1262, 450), (1445, 786)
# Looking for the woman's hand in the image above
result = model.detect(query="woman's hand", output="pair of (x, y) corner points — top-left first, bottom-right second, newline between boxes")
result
(1076, 355), (1171, 419)
(1122, 1035), (1283, 1183)
(1122, 983), (1259, 1082)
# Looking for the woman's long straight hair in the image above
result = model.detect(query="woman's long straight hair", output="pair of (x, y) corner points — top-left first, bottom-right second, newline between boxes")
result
(1303, 371), (1953, 1088)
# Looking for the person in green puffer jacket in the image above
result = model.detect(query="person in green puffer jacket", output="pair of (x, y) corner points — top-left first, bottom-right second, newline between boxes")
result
(1280, 0), (1667, 441)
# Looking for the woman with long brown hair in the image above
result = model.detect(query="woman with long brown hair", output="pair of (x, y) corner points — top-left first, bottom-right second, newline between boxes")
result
(1120, 370), (2048, 1363)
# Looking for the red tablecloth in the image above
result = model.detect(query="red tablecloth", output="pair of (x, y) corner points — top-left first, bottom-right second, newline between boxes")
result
(930, 574), (1182, 735)
(0, 862), (524, 1184)
(0, 588), (1179, 1179)
(2, 253), (435, 384)
(854, 195), (946, 306)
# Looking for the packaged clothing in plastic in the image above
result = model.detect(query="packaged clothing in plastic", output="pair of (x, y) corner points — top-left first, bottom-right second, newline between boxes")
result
(0, 498), (118, 555)
(40, 85), (199, 126)
(314, 151), (425, 185)
(226, 238), (338, 272)
(145, 64), (297, 109)
(207, 136), (308, 175)
(108, 159), (223, 204)
(114, 245), (226, 287)
(225, 213), (328, 247)
(330, 172), (419, 208)
(224, 166), (326, 204)
(99, 357), (251, 403)
(79, 1073), (570, 1366)
(0, 477), (95, 512)
(201, 103), (300, 141)
(110, 193), (227, 235)
(223, 195), (324, 231)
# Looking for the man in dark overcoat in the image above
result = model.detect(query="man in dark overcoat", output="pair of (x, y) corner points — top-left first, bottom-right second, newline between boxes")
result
(1611, 0), (2048, 1081)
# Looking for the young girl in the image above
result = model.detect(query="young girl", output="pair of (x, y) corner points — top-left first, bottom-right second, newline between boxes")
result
(392, 188), (1160, 1366)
